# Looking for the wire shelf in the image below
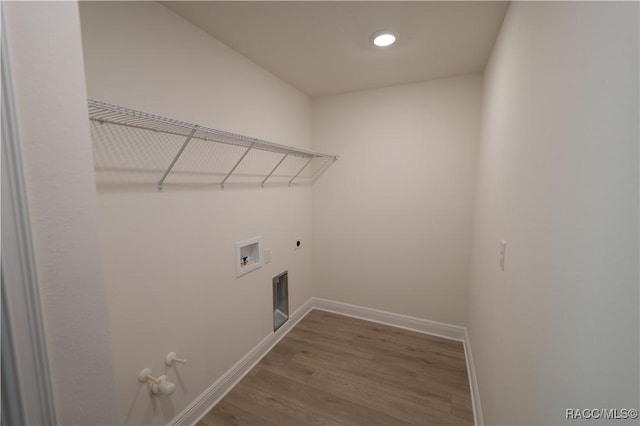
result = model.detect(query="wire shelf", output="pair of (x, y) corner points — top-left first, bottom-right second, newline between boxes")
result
(88, 99), (337, 190)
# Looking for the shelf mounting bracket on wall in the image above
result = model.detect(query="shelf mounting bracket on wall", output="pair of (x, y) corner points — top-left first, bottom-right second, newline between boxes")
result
(261, 153), (288, 188)
(220, 141), (256, 190)
(157, 127), (198, 192)
(289, 157), (313, 187)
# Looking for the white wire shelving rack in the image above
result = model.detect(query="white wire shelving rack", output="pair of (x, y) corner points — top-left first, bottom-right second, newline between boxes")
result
(87, 99), (337, 191)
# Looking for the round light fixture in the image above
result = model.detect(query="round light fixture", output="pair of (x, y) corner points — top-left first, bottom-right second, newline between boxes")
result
(372, 32), (396, 47)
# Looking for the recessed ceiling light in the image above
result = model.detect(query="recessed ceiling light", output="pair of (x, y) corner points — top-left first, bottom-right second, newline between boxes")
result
(372, 32), (396, 47)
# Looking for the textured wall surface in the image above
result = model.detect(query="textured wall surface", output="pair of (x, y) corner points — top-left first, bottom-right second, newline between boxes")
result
(79, 2), (314, 424)
(467, 2), (639, 424)
(3, 2), (118, 424)
(312, 75), (482, 325)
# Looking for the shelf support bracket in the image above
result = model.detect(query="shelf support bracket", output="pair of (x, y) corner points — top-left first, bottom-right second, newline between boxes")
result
(261, 153), (288, 188)
(157, 127), (198, 191)
(288, 157), (313, 187)
(221, 141), (256, 189)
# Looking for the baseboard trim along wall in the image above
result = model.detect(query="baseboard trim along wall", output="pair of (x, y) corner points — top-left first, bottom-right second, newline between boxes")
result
(312, 298), (466, 341)
(463, 328), (484, 426)
(167, 298), (315, 426)
(169, 297), (483, 426)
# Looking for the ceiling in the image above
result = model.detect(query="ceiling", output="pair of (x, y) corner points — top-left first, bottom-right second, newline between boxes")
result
(162, 1), (509, 97)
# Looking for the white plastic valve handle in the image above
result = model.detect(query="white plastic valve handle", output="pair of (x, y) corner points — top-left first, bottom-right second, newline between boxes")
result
(165, 352), (188, 366)
(151, 375), (176, 396)
(138, 368), (161, 384)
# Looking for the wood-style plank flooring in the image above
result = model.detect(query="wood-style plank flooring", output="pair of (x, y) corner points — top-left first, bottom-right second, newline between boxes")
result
(198, 310), (474, 426)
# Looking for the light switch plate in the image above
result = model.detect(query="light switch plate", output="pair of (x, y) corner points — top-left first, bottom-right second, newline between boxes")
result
(499, 240), (507, 271)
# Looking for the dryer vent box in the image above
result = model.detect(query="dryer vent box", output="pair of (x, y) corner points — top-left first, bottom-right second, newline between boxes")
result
(273, 271), (289, 332)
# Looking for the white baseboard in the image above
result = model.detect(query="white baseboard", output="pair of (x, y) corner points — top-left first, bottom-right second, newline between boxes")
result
(463, 329), (484, 426)
(312, 297), (466, 341)
(167, 298), (314, 426)
(168, 297), (483, 426)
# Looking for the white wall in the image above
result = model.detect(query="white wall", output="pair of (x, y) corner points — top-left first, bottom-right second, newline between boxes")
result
(3, 2), (118, 424)
(79, 2), (313, 424)
(467, 2), (639, 425)
(32, 2), (635, 425)
(312, 75), (482, 325)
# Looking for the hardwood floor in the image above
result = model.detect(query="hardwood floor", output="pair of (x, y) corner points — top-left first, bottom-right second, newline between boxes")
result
(198, 310), (474, 426)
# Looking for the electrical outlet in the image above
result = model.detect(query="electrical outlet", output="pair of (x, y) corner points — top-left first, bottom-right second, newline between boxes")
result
(264, 248), (271, 264)
(499, 240), (507, 271)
